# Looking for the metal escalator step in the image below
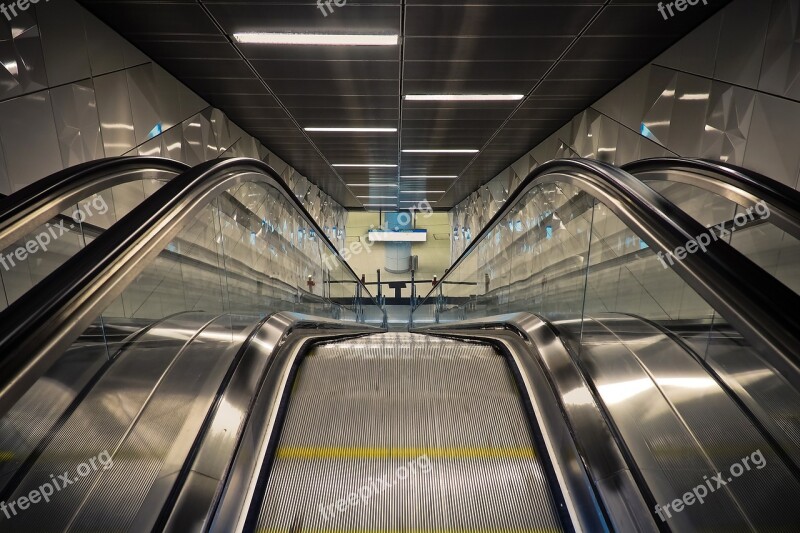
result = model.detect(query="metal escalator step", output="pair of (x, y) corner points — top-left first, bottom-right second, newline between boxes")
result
(256, 332), (563, 531)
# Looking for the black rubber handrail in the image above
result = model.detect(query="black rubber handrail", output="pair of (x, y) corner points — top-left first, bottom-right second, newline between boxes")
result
(415, 158), (800, 394)
(0, 156), (190, 246)
(623, 157), (800, 238)
(0, 158), (378, 416)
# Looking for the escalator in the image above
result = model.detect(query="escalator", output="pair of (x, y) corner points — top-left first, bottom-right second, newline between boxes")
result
(0, 156), (798, 532)
(231, 333), (573, 531)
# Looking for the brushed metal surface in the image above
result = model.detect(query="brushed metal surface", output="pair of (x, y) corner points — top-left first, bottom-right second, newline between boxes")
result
(0, 312), (219, 531)
(254, 332), (564, 532)
(567, 315), (800, 531)
(417, 312), (659, 532)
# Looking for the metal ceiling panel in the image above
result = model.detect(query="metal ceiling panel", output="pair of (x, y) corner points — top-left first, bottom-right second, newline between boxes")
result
(80, 0), (731, 209)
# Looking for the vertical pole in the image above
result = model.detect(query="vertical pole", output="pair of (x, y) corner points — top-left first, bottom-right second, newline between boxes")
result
(409, 269), (416, 329)
(377, 269), (387, 329)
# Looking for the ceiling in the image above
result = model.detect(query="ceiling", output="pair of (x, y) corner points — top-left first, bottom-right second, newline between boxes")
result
(80, 0), (730, 210)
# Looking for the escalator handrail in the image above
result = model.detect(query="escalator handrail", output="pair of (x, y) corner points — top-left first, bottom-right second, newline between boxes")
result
(623, 157), (800, 239)
(415, 158), (800, 393)
(0, 156), (190, 246)
(0, 157), (379, 417)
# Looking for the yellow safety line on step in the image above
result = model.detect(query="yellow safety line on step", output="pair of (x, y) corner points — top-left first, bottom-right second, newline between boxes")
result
(275, 446), (535, 460)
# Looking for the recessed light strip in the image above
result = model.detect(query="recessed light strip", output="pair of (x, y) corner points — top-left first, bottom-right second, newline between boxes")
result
(402, 149), (478, 154)
(401, 175), (458, 179)
(233, 33), (399, 46)
(333, 164), (397, 168)
(405, 94), (524, 101)
(348, 184), (398, 188)
(305, 127), (397, 133)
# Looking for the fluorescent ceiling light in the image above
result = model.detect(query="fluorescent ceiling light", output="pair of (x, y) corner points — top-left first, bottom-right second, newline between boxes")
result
(401, 190), (445, 194)
(405, 94), (524, 101)
(357, 196), (397, 199)
(400, 200), (437, 203)
(348, 184), (398, 188)
(305, 127), (397, 133)
(233, 33), (399, 46)
(401, 175), (458, 179)
(402, 149), (478, 154)
(333, 164), (397, 168)
(363, 204), (397, 207)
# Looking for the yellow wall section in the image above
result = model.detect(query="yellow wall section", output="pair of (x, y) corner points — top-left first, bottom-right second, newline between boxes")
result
(345, 212), (451, 298)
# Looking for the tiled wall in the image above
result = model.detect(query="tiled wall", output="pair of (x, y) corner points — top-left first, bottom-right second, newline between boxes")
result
(0, 0), (347, 249)
(451, 0), (800, 262)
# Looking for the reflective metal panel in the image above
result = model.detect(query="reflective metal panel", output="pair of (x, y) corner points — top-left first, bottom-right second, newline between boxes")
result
(0, 91), (63, 191)
(50, 80), (104, 167)
(36, 0), (92, 87)
(0, 10), (47, 101)
(94, 71), (137, 157)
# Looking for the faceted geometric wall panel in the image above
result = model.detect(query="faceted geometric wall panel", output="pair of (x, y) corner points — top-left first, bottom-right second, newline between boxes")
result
(37, 0), (92, 87)
(714, 0), (771, 88)
(759, 0), (800, 101)
(641, 68), (678, 147)
(0, 91), (63, 191)
(50, 80), (104, 167)
(743, 92), (800, 187)
(0, 0), (349, 250)
(94, 71), (137, 157)
(668, 73), (713, 157)
(82, 6), (128, 77)
(127, 63), (165, 147)
(700, 83), (755, 165)
(0, 11), (48, 101)
(654, 10), (721, 78)
(0, 139), (10, 195)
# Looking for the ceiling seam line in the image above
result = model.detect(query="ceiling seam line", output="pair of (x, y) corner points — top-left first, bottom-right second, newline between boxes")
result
(396, 0), (408, 210)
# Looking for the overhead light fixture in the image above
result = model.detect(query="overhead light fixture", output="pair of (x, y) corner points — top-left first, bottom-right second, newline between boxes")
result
(363, 204), (397, 208)
(348, 183), (398, 188)
(333, 164), (397, 168)
(400, 200), (437, 203)
(305, 127), (397, 133)
(405, 94), (524, 101)
(233, 33), (399, 46)
(401, 190), (445, 194)
(401, 175), (458, 179)
(402, 149), (478, 154)
(357, 196), (397, 199)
